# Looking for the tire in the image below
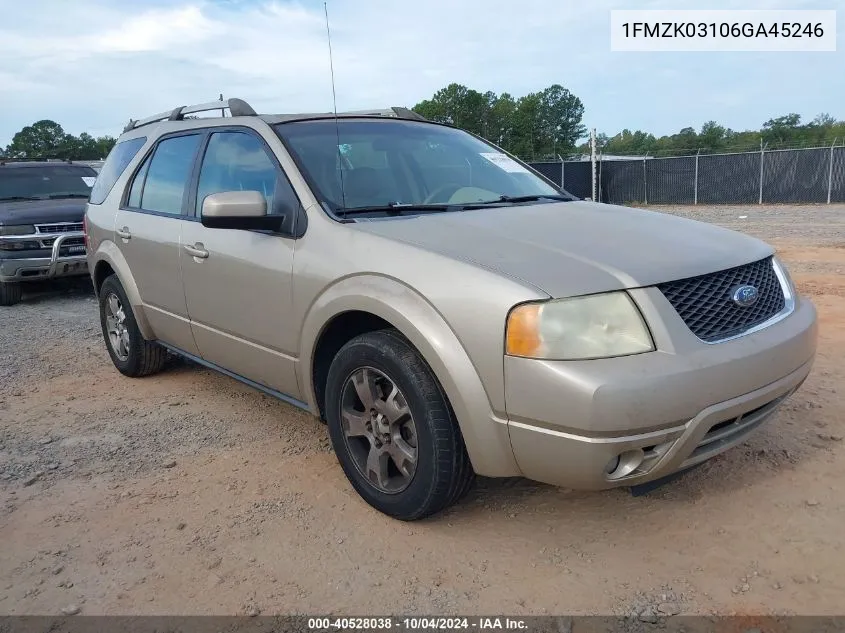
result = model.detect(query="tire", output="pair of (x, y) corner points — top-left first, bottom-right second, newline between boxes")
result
(0, 281), (22, 306)
(325, 329), (474, 520)
(98, 274), (166, 377)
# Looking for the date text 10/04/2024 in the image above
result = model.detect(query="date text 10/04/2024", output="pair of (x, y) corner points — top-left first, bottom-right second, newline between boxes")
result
(307, 617), (529, 630)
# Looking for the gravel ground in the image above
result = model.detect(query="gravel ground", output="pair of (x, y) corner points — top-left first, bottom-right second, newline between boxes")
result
(1, 204), (844, 618)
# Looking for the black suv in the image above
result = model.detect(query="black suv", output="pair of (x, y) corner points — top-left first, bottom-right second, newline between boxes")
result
(0, 160), (97, 305)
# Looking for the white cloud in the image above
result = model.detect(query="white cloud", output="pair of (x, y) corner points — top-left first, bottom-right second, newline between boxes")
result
(0, 0), (841, 146)
(94, 6), (222, 53)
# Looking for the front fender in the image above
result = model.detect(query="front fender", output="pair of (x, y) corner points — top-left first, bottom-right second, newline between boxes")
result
(91, 241), (154, 340)
(298, 274), (520, 478)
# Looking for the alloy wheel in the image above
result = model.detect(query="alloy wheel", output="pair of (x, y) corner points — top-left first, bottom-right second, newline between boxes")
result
(105, 292), (130, 361)
(339, 366), (418, 493)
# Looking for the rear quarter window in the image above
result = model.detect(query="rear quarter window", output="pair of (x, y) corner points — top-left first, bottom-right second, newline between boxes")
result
(89, 137), (147, 205)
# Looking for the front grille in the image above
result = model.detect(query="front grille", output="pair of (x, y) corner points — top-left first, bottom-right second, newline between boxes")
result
(35, 222), (83, 234)
(58, 237), (86, 256)
(657, 256), (785, 343)
(41, 236), (84, 247)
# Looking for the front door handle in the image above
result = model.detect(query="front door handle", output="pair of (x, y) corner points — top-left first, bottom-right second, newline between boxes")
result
(116, 227), (131, 240)
(184, 243), (209, 259)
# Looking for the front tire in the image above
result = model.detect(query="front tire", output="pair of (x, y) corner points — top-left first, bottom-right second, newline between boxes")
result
(325, 329), (474, 520)
(0, 281), (22, 306)
(98, 274), (166, 377)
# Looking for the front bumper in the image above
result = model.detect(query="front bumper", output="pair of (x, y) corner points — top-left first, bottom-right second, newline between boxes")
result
(0, 233), (88, 283)
(504, 290), (817, 490)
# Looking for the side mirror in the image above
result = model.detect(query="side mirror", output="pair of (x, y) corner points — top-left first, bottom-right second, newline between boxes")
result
(201, 191), (285, 231)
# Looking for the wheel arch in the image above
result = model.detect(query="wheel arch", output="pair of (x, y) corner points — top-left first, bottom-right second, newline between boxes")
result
(300, 274), (520, 478)
(91, 242), (154, 340)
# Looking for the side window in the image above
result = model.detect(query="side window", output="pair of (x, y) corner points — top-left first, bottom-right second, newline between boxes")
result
(196, 132), (298, 216)
(126, 153), (151, 208)
(140, 135), (201, 215)
(89, 136), (147, 205)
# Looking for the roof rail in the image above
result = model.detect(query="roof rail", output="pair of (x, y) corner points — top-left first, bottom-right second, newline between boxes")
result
(330, 107), (427, 121)
(390, 107), (427, 121)
(123, 97), (257, 133)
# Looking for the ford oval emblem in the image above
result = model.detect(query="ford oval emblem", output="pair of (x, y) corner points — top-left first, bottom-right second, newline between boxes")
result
(732, 284), (759, 307)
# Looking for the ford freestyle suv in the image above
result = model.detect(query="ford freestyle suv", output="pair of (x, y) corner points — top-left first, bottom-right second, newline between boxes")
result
(0, 160), (97, 305)
(84, 98), (817, 520)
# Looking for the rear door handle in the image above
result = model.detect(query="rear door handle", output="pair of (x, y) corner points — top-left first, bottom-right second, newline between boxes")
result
(116, 227), (131, 240)
(184, 243), (209, 259)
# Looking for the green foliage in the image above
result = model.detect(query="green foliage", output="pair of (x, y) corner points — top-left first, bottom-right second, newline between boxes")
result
(7, 103), (841, 164)
(4, 120), (116, 160)
(591, 112), (845, 157)
(413, 83), (586, 159)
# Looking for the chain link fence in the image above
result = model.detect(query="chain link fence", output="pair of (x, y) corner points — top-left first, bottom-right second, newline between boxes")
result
(530, 144), (845, 205)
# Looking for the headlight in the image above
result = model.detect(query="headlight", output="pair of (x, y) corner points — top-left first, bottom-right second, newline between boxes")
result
(506, 291), (655, 360)
(0, 224), (35, 236)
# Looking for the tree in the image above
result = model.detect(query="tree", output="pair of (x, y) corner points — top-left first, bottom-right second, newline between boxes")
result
(811, 113), (836, 128)
(537, 84), (586, 156)
(487, 93), (516, 149)
(72, 133), (115, 160)
(4, 120), (116, 160)
(699, 121), (728, 151)
(94, 136), (117, 159)
(594, 112), (844, 157)
(5, 120), (69, 159)
(510, 93), (543, 159)
(412, 83), (588, 159)
(412, 83), (489, 136)
(762, 113), (802, 145)
(75, 132), (99, 159)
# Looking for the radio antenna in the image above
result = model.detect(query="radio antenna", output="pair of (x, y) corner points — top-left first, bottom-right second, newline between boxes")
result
(324, 2), (346, 211)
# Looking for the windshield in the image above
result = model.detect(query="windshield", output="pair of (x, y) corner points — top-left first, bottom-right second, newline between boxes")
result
(274, 119), (571, 212)
(0, 165), (97, 201)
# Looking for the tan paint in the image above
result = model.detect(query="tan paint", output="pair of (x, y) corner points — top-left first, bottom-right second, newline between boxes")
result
(85, 110), (819, 490)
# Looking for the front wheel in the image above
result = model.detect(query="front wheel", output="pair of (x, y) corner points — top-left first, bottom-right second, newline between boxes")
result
(325, 329), (474, 520)
(98, 274), (166, 377)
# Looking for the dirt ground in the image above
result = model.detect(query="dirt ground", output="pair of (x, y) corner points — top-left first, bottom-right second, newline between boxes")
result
(0, 203), (843, 618)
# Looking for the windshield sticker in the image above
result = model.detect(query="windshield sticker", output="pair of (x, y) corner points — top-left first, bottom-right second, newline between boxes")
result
(81, 176), (96, 187)
(479, 153), (530, 174)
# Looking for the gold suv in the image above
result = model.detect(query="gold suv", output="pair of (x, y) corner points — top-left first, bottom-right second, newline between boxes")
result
(85, 98), (817, 520)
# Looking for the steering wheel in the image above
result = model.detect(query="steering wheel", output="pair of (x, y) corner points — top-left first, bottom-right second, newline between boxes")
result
(423, 183), (464, 205)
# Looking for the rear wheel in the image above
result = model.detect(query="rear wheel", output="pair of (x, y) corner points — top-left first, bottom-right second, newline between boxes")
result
(325, 329), (474, 520)
(0, 281), (22, 306)
(98, 274), (166, 377)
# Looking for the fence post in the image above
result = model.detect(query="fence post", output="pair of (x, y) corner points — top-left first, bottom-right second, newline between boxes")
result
(694, 148), (700, 205)
(559, 154), (565, 189)
(598, 151), (603, 202)
(643, 153), (648, 205)
(590, 128), (597, 201)
(828, 138), (837, 205)
(758, 139), (765, 205)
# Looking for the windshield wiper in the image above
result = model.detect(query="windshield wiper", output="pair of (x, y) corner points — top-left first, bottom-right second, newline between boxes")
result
(0, 195), (43, 201)
(46, 193), (90, 199)
(473, 194), (573, 205)
(336, 203), (454, 217)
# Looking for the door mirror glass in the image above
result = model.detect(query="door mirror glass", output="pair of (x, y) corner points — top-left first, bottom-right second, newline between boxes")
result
(201, 191), (283, 231)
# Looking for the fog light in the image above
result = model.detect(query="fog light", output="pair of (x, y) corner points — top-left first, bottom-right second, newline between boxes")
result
(604, 456), (621, 474)
(605, 448), (645, 480)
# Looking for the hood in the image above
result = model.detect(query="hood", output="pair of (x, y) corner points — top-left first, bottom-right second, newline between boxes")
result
(0, 198), (88, 226)
(349, 201), (774, 298)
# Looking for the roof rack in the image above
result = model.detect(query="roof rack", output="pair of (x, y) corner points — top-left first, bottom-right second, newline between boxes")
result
(390, 107), (427, 121)
(123, 97), (257, 133)
(330, 107), (427, 121)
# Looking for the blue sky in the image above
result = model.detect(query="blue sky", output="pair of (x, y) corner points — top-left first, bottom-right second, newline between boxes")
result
(0, 0), (841, 147)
